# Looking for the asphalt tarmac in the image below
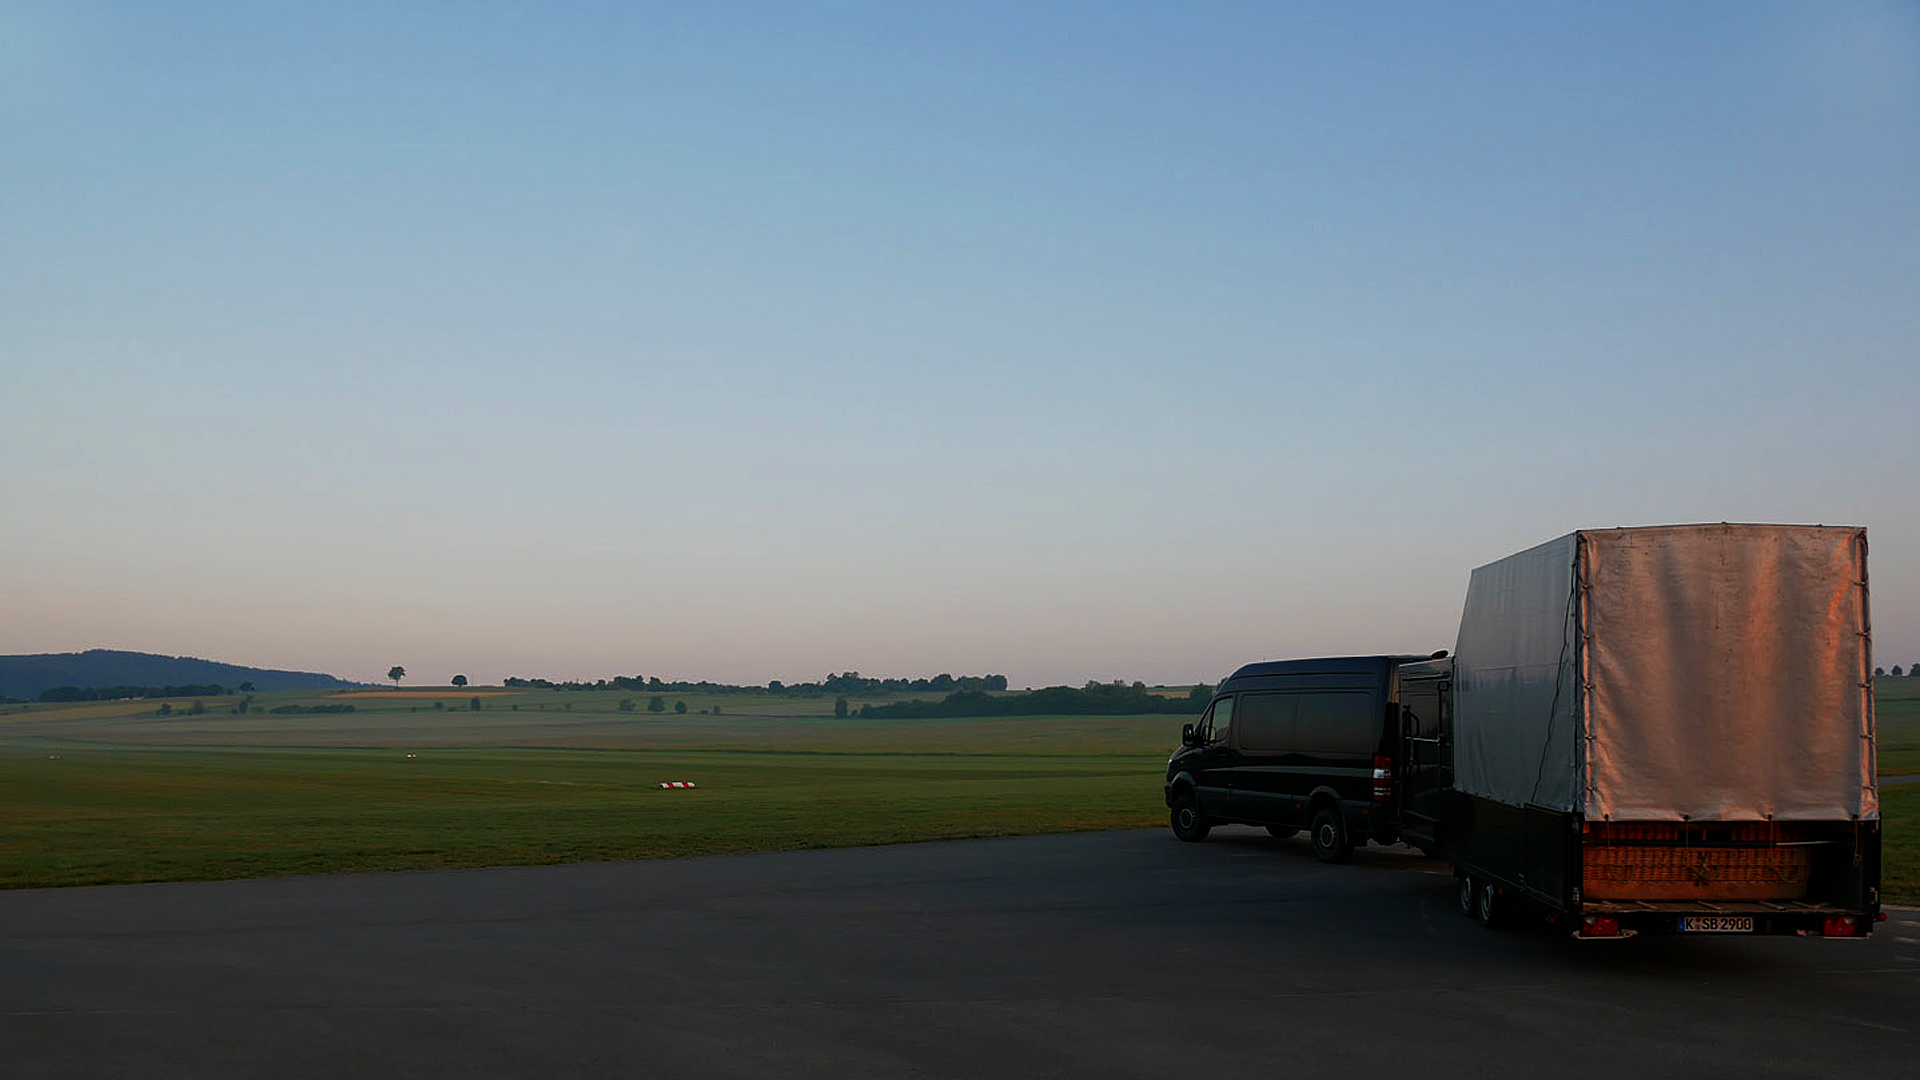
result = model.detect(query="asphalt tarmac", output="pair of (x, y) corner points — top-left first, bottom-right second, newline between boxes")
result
(4, 828), (1915, 1079)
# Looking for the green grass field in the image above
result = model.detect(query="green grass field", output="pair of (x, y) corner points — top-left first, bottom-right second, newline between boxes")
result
(1876, 675), (1920, 777)
(0, 687), (1178, 889)
(1883, 786), (1919, 903)
(3, 682), (1914, 902)
(0, 744), (1164, 888)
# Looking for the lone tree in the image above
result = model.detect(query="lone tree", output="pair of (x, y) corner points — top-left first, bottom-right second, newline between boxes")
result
(1894, 666), (1906, 678)
(388, 666), (406, 686)
(674, 700), (688, 714)
(452, 674), (468, 688)
(834, 695), (849, 718)
(648, 696), (665, 713)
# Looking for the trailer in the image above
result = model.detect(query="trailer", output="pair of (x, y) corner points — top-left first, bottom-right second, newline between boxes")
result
(1397, 524), (1880, 939)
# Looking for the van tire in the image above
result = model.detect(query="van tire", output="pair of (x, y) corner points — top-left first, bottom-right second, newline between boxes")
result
(1170, 793), (1211, 842)
(1265, 825), (1298, 839)
(1310, 805), (1351, 863)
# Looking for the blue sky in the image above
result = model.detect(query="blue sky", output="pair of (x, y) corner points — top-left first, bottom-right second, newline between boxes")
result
(5, 1), (1917, 686)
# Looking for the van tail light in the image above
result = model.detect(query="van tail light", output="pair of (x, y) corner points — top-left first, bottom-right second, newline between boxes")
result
(1581, 915), (1621, 937)
(1821, 915), (1862, 937)
(1371, 755), (1392, 802)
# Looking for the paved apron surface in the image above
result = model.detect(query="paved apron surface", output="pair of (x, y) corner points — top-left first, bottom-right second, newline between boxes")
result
(4, 828), (1915, 1079)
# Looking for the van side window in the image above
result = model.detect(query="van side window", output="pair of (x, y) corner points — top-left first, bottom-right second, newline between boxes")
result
(1236, 692), (1297, 751)
(1293, 691), (1377, 753)
(1206, 697), (1234, 744)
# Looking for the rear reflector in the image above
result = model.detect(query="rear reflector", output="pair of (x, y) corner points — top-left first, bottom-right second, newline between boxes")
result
(1371, 754), (1392, 802)
(1581, 915), (1621, 937)
(1821, 915), (1862, 937)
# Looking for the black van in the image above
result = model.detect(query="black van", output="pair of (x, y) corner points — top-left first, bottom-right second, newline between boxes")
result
(1164, 655), (1426, 862)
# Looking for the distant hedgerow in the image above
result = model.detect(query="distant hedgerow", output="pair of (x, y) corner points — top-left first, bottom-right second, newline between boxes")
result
(860, 683), (1210, 720)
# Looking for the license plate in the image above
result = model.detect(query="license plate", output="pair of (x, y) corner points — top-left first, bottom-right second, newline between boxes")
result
(1679, 916), (1754, 933)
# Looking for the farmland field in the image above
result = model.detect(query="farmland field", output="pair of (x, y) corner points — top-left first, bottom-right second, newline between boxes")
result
(2, 683), (1914, 901)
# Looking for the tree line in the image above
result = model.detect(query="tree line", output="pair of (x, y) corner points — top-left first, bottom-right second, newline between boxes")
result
(502, 675), (739, 692)
(857, 682), (1212, 720)
(498, 671), (1011, 695)
(34, 682), (255, 702)
(787, 672), (1010, 695)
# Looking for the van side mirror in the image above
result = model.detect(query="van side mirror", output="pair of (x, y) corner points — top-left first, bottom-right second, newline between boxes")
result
(1181, 723), (1197, 746)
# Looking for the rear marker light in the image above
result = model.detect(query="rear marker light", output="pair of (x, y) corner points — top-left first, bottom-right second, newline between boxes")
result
(1821, 915), (1861, 937)
(1581, 915), (1621, 937)
(1371, 755), (1392, 802)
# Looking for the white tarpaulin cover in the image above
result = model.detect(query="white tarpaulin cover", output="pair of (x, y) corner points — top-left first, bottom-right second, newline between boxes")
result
(1453, 533), (1583, 813)
(1453, 524), (1875, 821)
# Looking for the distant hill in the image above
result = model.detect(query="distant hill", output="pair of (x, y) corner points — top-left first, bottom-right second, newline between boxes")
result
(0, 650), (361, 700)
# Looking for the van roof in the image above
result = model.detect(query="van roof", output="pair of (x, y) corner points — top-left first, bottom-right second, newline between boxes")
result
(1224, 655), (1429, 681)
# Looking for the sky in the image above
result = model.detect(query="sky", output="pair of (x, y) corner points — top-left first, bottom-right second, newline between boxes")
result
(4, 1), (1917, 688)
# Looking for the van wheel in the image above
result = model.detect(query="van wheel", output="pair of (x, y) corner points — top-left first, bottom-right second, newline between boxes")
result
(1170, 793), (1211, 842)
(1265, 825), (1298, 839)
(1310, 806), (1351, 863)
(1457, 874), (1477, 917)
(1477, 881), (1508, 929)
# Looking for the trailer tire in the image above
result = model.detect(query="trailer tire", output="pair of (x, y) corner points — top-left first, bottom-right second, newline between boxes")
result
(1265, 825), (1298, 839)
(1310, 805), (1351, 863)
(1476, 881), (1509, 929)
(1170, 792), (1211, 842)
(1457, 873), (1477, 918)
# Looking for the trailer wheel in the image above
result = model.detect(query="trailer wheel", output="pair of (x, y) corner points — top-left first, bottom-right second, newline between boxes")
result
(1265, 825), (1298, 839)
(1170, 792), (1211, 842)
(1456, 873), (1477, 918)
(1476, 881), (1509, 929)
(1310, 806), (1351, 863)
